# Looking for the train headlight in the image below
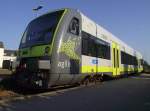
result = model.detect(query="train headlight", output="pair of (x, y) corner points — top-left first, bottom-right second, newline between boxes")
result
(45, 46), (50, 55)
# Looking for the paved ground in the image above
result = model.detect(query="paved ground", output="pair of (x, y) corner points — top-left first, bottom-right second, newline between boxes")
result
(0, 69), (12, 75)
(0, 73), (150, 111)
(0, 69), (13, 81)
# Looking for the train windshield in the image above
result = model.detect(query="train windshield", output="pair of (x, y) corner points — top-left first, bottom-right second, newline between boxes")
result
(20, 10), (65, 48)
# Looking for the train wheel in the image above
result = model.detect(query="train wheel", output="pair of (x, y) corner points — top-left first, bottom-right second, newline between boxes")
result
(85, 78), (90, 86)
(81, 77), (90, 86)
(100, 75), (104, 82)
(93, 76), (97, 84)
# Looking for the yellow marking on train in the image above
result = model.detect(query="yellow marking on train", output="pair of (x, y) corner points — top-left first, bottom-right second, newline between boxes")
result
(81, 65), (143, 76)
(81, 66), (112, 73)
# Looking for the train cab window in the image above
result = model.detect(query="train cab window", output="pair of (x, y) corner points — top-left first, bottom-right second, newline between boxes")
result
(68, 18), (79, 35)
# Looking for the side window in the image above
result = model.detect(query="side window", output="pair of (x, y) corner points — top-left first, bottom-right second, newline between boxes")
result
(121, 51), (138, 65)
(82, 31), (96, 57)
(82, 37), (88, 55)
(82, 31), (110, 59)
(82, 32), (88, 55)
(95, 39), (110, 60)
(140, 59), (143, 66)
(68, 18), (79, 35)
(97, 43), (102, 58)
(88, 37), (96, 57)
(121, 51), (124, 64)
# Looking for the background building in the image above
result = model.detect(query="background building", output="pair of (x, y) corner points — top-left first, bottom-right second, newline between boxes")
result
(0, 41), (17, 69)
(0, 41), (4, 68)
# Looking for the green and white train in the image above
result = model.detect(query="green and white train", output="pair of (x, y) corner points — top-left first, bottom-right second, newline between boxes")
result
(16, 8), (143, 88)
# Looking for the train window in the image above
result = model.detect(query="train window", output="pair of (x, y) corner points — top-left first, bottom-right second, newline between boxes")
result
(140, 59), (143, 65)
(106, 45), (110, 59)
(121, 51), (123, 64)
(82, 37), (88, 55)
(88, 38), (96, 57)
(82, 31), (89, 55)
(95, 39), (110, 60)
(68, 18), (79, 35)
(97, 44), (102, 58)
(82, 31), (96, 57)
(121, 51), (125, 64)
(121, 51), (138, 65)
(121, 51), (127, 64)
(82, 31), (110, 59)
(134, 57), (138, 65)
(20, 10), (65, 48)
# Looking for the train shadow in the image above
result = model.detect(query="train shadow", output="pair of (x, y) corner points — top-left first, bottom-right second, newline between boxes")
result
(0, 76), (80, 96)
(0, 73), (141, 96)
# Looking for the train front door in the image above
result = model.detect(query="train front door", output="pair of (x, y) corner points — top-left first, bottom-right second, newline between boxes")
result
(112, 42), (120, 76)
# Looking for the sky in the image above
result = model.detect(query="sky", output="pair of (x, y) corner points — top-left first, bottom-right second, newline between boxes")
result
(0, 0), (150, 63)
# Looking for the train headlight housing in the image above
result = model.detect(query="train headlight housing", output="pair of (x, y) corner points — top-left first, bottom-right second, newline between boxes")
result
(38, 60), (50, 69)
(45, 46), (50, 55)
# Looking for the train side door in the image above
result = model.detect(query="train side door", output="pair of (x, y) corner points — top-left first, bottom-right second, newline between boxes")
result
(112, 42), (120, 76)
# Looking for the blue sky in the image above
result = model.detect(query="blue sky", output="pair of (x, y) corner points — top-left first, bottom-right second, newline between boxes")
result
(0, 0), (150, 63)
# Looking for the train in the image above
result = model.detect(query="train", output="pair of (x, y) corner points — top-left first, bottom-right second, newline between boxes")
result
(15, 8), (143, 89)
